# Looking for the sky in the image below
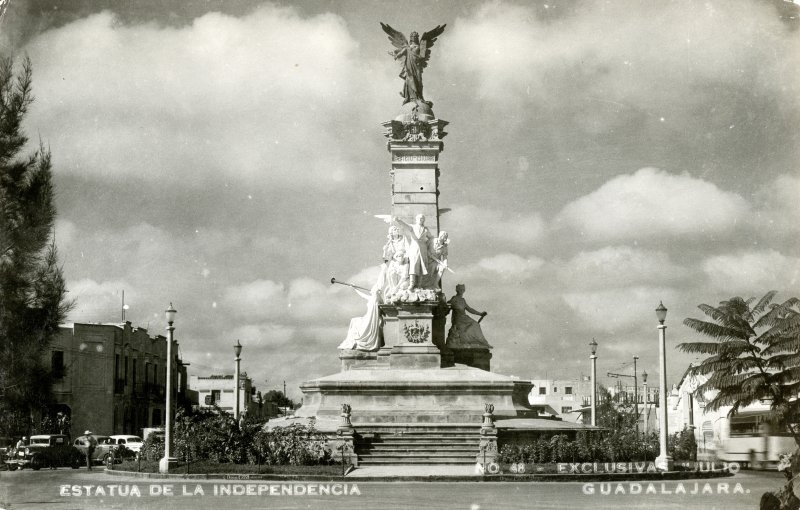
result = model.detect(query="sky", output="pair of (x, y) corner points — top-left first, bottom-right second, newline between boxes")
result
(1, 0), (798, 402)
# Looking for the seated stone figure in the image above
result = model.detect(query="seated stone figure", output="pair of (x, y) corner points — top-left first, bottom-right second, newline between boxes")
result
(446, 283), (490, 348)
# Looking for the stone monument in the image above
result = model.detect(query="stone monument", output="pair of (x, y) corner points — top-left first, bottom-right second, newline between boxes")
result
(283, 23), (589, 466)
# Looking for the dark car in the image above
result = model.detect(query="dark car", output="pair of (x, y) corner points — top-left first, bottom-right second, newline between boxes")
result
(73, 435), (120, 465)
(5, 434), (83, 470)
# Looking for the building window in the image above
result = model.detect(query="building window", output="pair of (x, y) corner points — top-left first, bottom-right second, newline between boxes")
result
(553, 387), (558, 392)
(539, 387), (546, 395)
(211, 390), (221, 403)
(51, 350), (65, 379)
(565, 387), (573, 395)
(561, 406), (572, 414)
(132, 359), (137, 389)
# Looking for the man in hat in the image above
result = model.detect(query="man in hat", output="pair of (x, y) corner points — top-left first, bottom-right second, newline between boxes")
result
(81, 430), (98, 470)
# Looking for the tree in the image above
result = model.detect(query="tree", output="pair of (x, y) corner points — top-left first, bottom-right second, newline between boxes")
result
(264, 390), (294, 409)
(678, 291), (800, 439)
(0, 57), (71, 436)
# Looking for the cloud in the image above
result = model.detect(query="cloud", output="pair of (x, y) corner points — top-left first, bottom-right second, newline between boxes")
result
(563, 286), (681, 334)
(554, 168), (750, 242)
(444, 203), (546, 248)
(66, 278), (133, 322)
(221, 280), (286, 320)
(556, 246), (689, 290)
(460, 253), (545, 281)
(446, 1), (799, 111)
(22, 6), (386, 187)
(753, 174), (800, 236)
(702, 249), (800, 294)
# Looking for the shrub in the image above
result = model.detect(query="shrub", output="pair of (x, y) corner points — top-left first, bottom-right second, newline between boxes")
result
(140, 434), (164, 462)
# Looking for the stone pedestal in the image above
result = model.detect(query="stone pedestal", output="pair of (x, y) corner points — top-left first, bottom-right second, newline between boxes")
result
(381, 302), (448, 370)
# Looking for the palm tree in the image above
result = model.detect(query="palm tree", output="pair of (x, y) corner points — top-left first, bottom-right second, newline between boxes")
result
(679, 291), (800, 440)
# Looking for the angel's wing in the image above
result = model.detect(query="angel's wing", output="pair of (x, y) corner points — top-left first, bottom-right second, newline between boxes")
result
(420, 24), (446, 61)
(380, 22), (408, 50)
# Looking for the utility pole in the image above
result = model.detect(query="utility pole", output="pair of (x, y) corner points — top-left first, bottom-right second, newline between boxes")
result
(607, 358), (641, 435)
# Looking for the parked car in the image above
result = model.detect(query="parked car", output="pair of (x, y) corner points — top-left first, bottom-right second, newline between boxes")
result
(110, 435), (143, 454)
(5, 434), (83, 470)
(73, 435), (119, 465)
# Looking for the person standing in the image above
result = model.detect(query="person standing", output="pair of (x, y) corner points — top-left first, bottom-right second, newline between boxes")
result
(82, 430), (97, 470)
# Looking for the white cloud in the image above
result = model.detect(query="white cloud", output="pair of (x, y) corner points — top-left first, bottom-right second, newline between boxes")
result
(221, 279), (286, 320)
(753, 174), (800, 235)
(23, 6), (386, 187)
(563, 286), (681, 334)
(702, 250), (800, 293)
(557, 246), (689, 290)
(444, 203), (546, 247)
(461, 253), (545, 281)
(446, 1), (798, 111)
(66, 278), (133, 322)
(554, 168), (750, 242)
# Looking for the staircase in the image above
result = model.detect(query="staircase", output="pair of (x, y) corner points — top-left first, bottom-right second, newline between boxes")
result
(354, 424), (482, 465)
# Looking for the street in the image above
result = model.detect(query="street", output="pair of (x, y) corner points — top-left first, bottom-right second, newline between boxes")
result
(0, 468), (786, 510)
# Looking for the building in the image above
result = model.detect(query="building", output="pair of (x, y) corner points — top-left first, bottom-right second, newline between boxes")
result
(528, 377), (660, 430)
(48, 321), (188, 438)
(528, 377), (594, 422)
(190, 373), (269, 420)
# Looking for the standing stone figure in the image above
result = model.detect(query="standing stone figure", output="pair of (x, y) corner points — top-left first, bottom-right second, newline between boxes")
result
(389, 214), (434, 290)
(381, 23), (446, 105)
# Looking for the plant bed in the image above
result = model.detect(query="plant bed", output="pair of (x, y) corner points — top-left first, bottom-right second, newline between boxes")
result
(114, 459), (344, 476)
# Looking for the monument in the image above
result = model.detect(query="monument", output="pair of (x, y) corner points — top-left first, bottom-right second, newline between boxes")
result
(282, 23), (589, 467)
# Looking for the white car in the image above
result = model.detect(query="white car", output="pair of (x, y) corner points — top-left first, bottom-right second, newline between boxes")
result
(109, 435), (143, 453)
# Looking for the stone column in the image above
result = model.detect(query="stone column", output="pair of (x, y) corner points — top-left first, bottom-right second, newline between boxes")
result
(382, 105), (448, 234)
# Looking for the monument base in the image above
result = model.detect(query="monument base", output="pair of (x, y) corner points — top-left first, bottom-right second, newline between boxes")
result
(297, 364), (535, 424)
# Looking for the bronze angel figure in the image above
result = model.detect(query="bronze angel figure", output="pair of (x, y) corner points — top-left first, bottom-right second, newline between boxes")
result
(380, 22), (446, 105)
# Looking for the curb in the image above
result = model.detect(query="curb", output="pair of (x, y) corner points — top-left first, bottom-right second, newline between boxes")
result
(104, 468), (733, 483)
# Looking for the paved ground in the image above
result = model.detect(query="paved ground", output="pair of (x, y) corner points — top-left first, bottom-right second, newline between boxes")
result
(0, 466), (787, 509)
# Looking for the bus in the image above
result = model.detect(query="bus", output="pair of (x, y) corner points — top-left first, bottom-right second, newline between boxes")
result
(701, 411), (796, 467)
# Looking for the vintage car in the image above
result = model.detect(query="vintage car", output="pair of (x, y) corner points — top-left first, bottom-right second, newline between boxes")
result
(109, 435), (143, 454)
(5, 434), (83, 470)
(73, 435), (120, 465)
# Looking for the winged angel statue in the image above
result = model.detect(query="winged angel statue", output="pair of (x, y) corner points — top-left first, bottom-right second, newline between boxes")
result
(381, 22), (446, 106)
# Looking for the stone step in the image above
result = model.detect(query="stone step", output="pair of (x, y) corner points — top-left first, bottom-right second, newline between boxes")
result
(356, 444), (480, 452)
(359, 442), (478, 448)
(356, 450), (478, 458)
(358, 457), (477, 465)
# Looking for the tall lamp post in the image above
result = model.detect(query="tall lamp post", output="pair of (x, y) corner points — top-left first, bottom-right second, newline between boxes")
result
(590, 338), (598, 427)
(654, 301), (672, 471)
(633, 355), (639, 436)
(234, 340), (243, 421)
(159, 303), (177, 474)
(642, 370), (649, 438)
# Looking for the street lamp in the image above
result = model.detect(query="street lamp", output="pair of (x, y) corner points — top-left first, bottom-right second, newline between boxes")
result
(159, 303), (177, 474)
(589, 338), (598, 427)
(234, 340), (243, 421)
(633, 355), (639, 436)
(642, 370), (649, 438)
(654, 301), (672, 471)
